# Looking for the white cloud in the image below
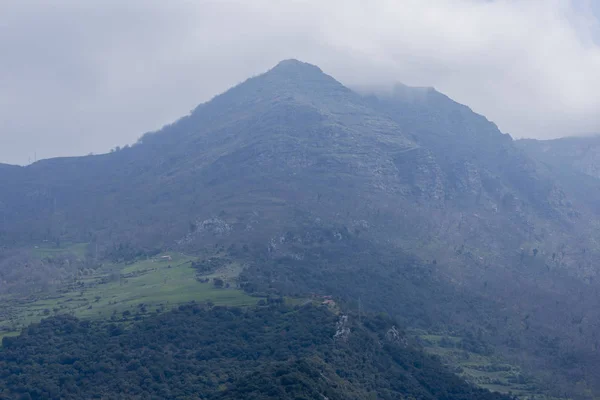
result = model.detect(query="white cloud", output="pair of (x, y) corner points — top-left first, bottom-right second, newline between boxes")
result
(0, 0), (599, 164)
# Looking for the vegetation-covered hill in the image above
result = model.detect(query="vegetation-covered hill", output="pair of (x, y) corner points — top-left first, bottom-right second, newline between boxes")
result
(1, 60), (600, 397)
(0, 303), (510, 400)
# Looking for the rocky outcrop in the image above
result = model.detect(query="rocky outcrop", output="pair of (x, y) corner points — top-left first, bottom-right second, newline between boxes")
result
(333, 315), (350, 342)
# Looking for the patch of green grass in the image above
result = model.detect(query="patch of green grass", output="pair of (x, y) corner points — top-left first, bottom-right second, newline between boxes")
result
(419, 334), (461, 345)
(32, 242), (89, 259)
(0, 331), (19, 342)
(0, 252), (257, 341)
(408, 330), (552, 399)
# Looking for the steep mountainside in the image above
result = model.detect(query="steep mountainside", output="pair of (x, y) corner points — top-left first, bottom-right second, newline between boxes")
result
(0, 62), (590, 274)
(518, 135), (600, 214)
(519, 135), (600, 180)
(1, 60), (600, 398)
(1, 60), (418, 251)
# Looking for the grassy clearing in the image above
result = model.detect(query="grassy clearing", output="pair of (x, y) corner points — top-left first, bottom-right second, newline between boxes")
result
(0, 251), (257, 340)
(409, 331), (553, 399)
(31, 242), (89, 260)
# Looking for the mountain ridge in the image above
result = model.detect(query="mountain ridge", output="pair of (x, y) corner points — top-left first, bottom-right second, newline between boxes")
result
(2, 59), (600, 398)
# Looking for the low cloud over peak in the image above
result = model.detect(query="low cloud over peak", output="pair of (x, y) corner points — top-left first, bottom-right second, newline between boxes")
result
(1, 0), (599, 164)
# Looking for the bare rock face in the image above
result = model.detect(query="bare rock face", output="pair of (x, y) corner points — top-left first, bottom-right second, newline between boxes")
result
(333, 315), (350, 342)
(197, 217), (232, 236)
(385, 326), (407, 347)
(177, 216), (232, 246)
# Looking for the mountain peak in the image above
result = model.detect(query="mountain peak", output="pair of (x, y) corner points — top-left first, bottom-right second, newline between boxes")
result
(262, 59), (335, 86)
(257, 59), (351, 99)
(270, 59), (323, 74)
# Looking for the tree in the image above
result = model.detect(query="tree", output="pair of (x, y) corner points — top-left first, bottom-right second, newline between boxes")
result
(213, 278), (224, 288)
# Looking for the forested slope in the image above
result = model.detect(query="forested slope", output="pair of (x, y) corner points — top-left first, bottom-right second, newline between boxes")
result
(0, 304), (509, 400)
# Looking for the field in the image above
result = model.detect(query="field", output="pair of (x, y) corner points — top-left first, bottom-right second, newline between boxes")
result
(0, 245), (257, 340)
(410, 331), (559, 399)
(31, 242), (89, 259)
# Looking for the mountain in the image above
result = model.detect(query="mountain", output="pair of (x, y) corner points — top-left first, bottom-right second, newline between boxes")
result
(519, 135), (600, 179)
(1, 60), (419, 251)
(0, 61), (584, 270)
(1, 59), (600, 398)
(518, 135), (600, 214)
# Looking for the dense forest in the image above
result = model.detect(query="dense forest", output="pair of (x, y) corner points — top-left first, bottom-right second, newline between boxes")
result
(0, 303), (510, 400)
(237, 229), (600, 397)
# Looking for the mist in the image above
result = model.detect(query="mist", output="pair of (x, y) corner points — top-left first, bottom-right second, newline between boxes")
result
(1, 0), (599, 164)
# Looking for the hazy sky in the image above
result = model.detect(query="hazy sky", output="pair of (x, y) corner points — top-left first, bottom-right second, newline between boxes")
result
(1, 0), (599, 165)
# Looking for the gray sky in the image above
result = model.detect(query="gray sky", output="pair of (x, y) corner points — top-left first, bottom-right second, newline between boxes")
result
(1, 0), (599, 165)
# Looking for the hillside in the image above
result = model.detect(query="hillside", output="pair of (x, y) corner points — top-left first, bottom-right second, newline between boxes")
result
(1, 60), (600, 398)
(518, 135), (600, 215)
(0, 303), (510, 400)
(518, 135), (600, 179)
